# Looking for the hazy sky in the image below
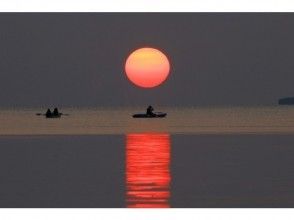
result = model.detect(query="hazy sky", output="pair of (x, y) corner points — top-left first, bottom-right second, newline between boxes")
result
(0, 13), (294, 108)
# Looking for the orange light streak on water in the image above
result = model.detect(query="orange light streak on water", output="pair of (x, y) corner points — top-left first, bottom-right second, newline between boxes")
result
(126, 133), (171, 208)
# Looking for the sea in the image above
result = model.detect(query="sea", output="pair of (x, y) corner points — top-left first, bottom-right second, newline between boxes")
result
(0, 106), (294, 207)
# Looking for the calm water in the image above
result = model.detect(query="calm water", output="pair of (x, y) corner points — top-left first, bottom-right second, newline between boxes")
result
(0, 106), (294, 207)
(0, 106), (294, 135)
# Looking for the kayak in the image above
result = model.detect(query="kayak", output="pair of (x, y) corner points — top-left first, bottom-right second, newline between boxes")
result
(36, 113), (67, 118)
(132, 112), (167, 118)
(46, 114), (61, 118)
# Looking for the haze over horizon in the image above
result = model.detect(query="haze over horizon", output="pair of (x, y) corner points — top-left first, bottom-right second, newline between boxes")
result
(0, 13), (294, 108)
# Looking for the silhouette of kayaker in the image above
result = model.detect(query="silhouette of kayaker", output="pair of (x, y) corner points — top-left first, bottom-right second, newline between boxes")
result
(146, 105), (156, 116)
(132, 106), (166, 118)
(45, 108), (52, 117)
(53, 107), (59, 116)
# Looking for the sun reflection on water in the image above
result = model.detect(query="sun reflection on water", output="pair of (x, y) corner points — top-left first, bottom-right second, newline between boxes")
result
(126, 133), (171, 208)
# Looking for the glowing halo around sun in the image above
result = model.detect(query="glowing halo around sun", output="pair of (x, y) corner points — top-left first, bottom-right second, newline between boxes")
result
(125, 47), (170, 88)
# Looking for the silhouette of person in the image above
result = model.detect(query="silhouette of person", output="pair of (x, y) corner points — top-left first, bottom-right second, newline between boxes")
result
(146, 105), (155, 116)
(53, 107), (59, 116)
(45, 108), (52, 117)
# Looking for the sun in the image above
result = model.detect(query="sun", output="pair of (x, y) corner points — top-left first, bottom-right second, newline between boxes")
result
(125, 47), (170, 88)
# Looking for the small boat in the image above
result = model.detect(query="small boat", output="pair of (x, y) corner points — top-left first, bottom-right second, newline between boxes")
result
(46, 114), (62, 118)
(132, 112), (167, 118)
(36, 113), (68, 118)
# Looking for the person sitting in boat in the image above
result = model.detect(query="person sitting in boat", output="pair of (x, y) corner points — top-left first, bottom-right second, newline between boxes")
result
(146, 105), (156, 116)
(45, 108), (52, 117)
(53, 107), (59, 116)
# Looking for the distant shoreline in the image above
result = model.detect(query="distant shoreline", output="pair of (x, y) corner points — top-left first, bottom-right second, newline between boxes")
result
(279, 97), (294, 105)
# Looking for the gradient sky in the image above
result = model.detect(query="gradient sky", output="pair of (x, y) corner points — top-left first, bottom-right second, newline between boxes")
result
(0, 13), (294, 108)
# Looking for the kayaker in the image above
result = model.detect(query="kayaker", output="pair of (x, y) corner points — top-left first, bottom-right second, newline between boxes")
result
(45, 108), (52, 117)
(53, 107), (59, 116)
(146, 105), (156, 116)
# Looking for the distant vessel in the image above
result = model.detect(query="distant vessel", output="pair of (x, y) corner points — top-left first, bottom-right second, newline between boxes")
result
(133, 106), (167, 118)
(36, 108), (69, 118)
(278, 97), (294, 105)
(45, 114), (62, 119)
(35, 113), (62, 118)
(133, 112), (167, 118)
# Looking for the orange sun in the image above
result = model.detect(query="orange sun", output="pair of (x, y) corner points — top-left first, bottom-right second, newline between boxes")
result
(125, 47), (170, 88)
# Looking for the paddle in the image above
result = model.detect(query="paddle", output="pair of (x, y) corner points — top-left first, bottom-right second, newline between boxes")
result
(154, 112), (165, 114)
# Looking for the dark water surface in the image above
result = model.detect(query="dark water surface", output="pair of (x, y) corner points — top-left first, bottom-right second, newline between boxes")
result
(0, 134), (294, 207)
